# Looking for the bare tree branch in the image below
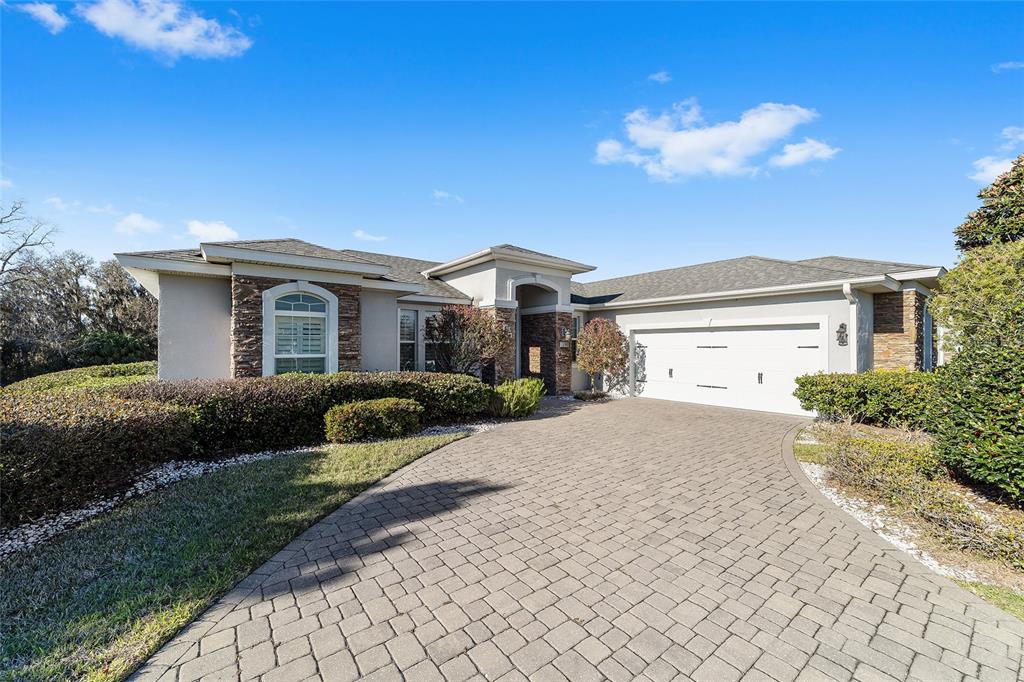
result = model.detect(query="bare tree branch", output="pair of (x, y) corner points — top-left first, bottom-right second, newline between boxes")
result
(0, 201), (56, 289)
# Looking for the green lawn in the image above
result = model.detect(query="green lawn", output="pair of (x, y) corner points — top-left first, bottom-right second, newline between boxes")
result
(956, 581), (1024, 622)
(0, 433), (463, 681)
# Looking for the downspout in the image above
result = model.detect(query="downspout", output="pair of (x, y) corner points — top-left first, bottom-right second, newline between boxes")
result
(842, 283), (859, 373)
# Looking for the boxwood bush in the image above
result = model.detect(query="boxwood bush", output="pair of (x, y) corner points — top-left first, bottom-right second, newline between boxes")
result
(793, 369), (938, 429)
(325, 398), (423, 443)
(115, 371), (492, 454)
(3, 361), (156, 393)
(0, 390), (194, 525)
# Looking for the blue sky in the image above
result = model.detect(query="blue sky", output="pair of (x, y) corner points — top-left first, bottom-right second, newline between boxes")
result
(3, 1), (1022, 281)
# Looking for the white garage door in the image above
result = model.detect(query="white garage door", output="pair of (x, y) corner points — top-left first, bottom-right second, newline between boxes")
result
(633, 323), (824, 415)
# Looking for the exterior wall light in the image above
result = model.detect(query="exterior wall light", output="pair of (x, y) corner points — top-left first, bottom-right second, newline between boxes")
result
(837, 323), (849, 347)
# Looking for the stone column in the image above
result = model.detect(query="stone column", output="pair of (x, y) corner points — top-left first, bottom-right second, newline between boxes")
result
(872, 289), (926, 370)
(519, 311), (572, 395)
(482, 306), (517, 385)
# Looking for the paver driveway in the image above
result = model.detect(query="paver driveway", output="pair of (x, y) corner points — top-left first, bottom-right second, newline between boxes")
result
(135, 399), (1024, 682)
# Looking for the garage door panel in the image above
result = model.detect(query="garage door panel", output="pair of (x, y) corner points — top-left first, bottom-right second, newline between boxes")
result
(634, 324), (822, 415)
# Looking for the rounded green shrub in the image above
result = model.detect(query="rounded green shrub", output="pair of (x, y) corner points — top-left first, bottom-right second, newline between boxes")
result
(325, 398), (423, 443)
(793, 369), (937, 429)
(492, 377), (546, 418)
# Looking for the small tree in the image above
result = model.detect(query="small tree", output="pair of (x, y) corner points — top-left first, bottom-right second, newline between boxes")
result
(575, 318), (628, 393)
(425, 305), (511, 380)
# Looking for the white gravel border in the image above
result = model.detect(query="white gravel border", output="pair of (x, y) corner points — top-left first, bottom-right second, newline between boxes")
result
(1, 423), (494, 562)
(799, 461), (979, 582)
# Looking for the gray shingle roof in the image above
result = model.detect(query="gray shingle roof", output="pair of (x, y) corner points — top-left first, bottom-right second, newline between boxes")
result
(796, 256), (934, 276)
(203, 239), (384, 265)
(571, 255), (941, 305)
(491, 244), (594, 270)
(343, 250), (471, 300)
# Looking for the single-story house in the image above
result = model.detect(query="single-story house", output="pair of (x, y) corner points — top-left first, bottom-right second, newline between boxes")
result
(116, 239), (945, 416)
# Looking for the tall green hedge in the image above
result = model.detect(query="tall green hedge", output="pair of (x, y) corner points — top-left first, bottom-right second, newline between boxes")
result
(932, 339), (1023, 503)
(793, 369), (938, 429)
(3, 361), (156, 393)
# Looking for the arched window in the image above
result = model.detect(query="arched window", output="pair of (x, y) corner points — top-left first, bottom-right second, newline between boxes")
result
(272, 292), (328, 374)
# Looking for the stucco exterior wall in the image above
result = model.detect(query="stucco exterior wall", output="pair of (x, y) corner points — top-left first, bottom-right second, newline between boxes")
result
(587, 290), (854, 374)
(157, 274), (232, 379)
(361, 290), (401, 371)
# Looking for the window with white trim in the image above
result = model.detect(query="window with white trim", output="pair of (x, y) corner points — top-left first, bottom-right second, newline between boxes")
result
(399, 309), (418, 371)
(274, 293), (328, 374)
(571, 315), (582, 362)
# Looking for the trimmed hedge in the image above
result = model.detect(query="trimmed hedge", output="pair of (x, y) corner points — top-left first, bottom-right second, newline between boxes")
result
(492, 377), (546, 418)
(793, 369), (938, 429)
(0, 391), (194, 525)
(115, 371), (492, 454)
(325, 398), (423, 443)
(3, 361), (156, 393)
(932, 339), (1024, 503)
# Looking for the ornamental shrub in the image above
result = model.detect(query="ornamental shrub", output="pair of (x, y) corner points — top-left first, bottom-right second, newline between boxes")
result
(793, 369), (938, 429)
(492, 377), (546, 418)
(3, 360), (156, 393)
(325, 398), (423, 443)
(115, 371), (491, 454)
(0, 390), (194, 525)
(931, 337), (1024, 503)
(824, 433), (1023, 569)
(575, 319), (629, 392)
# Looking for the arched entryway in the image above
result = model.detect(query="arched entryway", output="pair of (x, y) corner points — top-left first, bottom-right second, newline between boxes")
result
(514, 281), (572, 395)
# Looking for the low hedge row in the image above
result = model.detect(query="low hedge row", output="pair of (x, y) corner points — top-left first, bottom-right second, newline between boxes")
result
(793, 369), (938, 429)
(114, 371), (492, 454)
(3, 371), (492, 525)
(0, 391), (194, 525)
(326, 398), (423, 442)
(3, 361), (156, 393)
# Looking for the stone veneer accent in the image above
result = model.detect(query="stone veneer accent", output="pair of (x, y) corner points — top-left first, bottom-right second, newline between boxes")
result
(519, 311), (572, 395)
(481, 306), (517, 386)
(230, 274), (361, 378)
(873, 289), (926, 370)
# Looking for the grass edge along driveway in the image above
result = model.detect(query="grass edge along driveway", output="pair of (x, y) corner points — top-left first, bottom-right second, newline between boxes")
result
(0, 433), (464, 682)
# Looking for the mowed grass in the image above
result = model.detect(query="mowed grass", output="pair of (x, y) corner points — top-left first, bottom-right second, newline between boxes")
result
(956, 581), (1024, 622)
(0, 433), (463, 681)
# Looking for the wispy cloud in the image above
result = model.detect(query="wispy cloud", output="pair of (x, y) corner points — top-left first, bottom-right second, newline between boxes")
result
(44, 196), (81, 211)
(76, 0), (252, 62)
(968, 156), (1013, 184)
(187, 219), (238, 240)
(432, 190), (464, 204)
(1000, 126), (1024, 150)
(16, 2), (69, 34)
(991, 61), (1024, 74)
(115, 212), (162, 234)
(769, 138), (842, 167)
(595, 98), (832, 180)
(352, 229), (386, 242)
(87, 203), (120, 215)
(0, 178), (12, 189)
(647, 70), (671, 84)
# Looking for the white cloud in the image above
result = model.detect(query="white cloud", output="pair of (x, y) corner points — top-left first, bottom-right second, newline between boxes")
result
(44, 196), (81, 211)
(1000, 126), (1024, 150)
(647, 70), (671, 84)
(991, 61), (1024, 73)
(432, 190), (464, 204)
(0, 178), (12, 189)
(595, 99), (828, 180)
(16, 2), (69, 34)
(968, 156), (1013, 184)
(115, 212), (162, 234)
(186, 219), (237, 241)
(76, 0), (252, 61)
(352, 229), (386, 242)
(769, 138), (842, 167)
(87, 203), (120, 215)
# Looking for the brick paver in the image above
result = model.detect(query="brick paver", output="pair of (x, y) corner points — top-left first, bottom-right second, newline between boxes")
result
(133, 399), (1024, 681)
